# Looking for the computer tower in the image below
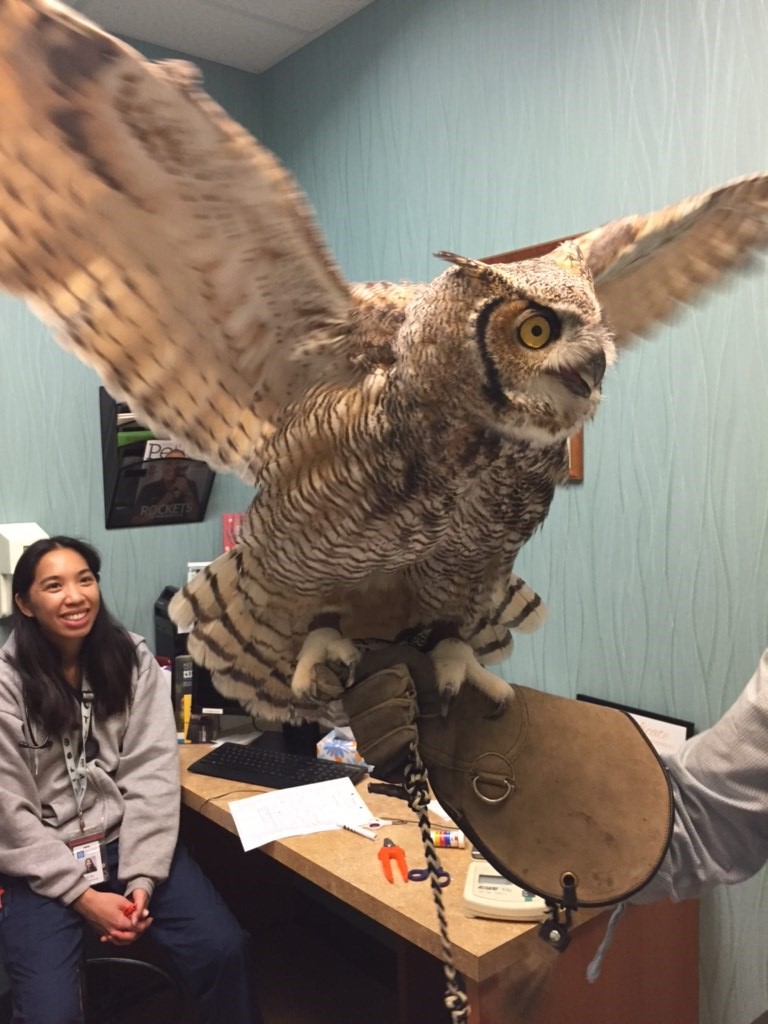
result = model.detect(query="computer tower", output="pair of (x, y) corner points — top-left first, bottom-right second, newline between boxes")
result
(154, 586), (188, 662)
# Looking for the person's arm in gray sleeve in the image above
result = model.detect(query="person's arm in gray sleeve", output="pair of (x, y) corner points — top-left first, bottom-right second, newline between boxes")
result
(634, 648), (768, 903)
(113, 639), (180, 901)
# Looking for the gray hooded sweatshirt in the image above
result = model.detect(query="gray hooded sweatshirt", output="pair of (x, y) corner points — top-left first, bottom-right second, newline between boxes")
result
(0, 633), (179, 905)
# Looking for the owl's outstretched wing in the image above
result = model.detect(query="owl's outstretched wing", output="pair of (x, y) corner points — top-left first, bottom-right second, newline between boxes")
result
(574, 174), (768, 346)
(0, 0), (362, 483)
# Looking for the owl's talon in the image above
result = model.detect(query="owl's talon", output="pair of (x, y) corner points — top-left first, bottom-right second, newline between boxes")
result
(292, 627), (359, 700)
(485, 699), (509, 720)
(440, 689), (459, 717)
(327, 658), (356, 688)
(430, 637), (512, 707)
(306, 663), (346, 703)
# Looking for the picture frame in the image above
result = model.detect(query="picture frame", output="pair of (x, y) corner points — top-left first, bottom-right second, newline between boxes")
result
(567, 429), (583, 482)
(576, 694), (695, 757)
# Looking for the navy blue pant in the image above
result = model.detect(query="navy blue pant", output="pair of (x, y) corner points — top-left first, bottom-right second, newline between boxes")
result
(0, 840), (263, 1024)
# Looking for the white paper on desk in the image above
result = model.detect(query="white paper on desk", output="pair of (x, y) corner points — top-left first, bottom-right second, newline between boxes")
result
(229, 776), (372, 852)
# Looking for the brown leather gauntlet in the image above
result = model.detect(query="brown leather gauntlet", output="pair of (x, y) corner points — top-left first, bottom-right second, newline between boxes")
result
(343, 645), (673, 909)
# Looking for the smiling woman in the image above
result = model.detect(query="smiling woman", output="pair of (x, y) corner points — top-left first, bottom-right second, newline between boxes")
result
(9, 537), (130, 733)
(14, 546), (102, 684)
(0, 535), (264, 1024)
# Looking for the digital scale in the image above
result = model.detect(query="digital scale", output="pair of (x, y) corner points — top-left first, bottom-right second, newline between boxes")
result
(462, 856), (547, 922)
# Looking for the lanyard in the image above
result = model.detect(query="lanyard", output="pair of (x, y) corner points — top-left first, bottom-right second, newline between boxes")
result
(61, 688), (94, 832)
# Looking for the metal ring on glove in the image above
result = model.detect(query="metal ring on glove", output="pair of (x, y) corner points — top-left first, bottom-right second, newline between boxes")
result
(472, 774), (513, 804)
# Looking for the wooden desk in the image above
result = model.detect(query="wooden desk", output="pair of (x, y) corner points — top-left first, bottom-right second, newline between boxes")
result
(179, 744), (699, 1024)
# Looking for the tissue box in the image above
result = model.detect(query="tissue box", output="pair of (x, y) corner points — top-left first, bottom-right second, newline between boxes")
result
(317, 727), (370, 768)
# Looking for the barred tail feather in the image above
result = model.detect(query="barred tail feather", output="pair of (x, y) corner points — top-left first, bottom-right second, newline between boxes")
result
(169, 548), (240, 630)
(167, 544), (345, 727)
(492, 573), (547, 633)
(470, 624), (513, 664)
(169, 546), (279, 671)
(469, 573), (547, 663)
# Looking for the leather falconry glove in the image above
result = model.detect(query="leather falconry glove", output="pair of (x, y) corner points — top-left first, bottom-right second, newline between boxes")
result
(343, 645), (673, 914)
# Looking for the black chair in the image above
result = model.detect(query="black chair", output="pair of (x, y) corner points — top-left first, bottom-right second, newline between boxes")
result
(81, 931), (187, 1024)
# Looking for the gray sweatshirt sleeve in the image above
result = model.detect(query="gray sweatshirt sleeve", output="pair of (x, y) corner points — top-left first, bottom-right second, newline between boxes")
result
(633, 648), (768, 903)
(0, 658), (93, 905)
(113, 639), (180, 900)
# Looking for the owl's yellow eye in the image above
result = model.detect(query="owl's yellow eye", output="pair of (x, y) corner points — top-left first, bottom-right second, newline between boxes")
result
(517, 313), (556, 349)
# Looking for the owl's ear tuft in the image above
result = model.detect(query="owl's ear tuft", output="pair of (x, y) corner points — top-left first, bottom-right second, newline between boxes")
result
(549, 240), (592, 281)
(434, 251), (499, 282)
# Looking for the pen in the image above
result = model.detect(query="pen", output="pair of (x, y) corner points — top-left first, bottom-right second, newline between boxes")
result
(337, 822), (378, 842)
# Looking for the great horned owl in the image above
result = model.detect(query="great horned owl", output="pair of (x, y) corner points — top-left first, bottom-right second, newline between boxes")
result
(1, 0), (768, 725)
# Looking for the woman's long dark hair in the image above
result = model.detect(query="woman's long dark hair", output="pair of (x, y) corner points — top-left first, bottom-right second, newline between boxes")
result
(8, 536), (138, 735)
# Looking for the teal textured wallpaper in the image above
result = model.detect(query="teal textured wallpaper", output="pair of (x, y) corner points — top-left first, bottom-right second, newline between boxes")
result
(258, 1), (768, 1020)
(0, 1), (767, 1019)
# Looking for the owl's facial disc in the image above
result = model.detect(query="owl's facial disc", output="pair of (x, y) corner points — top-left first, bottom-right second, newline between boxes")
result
(472, 292), (612, 442)
(511, 303), (606, 396)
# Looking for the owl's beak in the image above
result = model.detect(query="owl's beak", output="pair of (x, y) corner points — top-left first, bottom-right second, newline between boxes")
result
(583, 350), (606, 388)
(554, 350), (606, 398)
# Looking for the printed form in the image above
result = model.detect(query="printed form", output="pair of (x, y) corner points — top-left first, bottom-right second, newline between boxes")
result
(229, 776), (373, 851)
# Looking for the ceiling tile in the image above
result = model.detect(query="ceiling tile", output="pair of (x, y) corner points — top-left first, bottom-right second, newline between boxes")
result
(209, 0), (373, 35)
(69, 0), (373, 73)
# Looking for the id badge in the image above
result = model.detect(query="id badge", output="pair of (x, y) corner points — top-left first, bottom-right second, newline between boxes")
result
(67, 831), (108, 883)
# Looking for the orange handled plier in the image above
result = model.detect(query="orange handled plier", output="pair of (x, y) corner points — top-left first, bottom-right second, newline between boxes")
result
(378, 837), (408, 883)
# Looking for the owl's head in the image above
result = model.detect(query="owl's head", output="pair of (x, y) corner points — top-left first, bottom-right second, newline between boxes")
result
(398, 242), (616, 445)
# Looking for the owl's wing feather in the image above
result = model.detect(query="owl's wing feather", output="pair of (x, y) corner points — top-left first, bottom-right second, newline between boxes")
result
(0, 0), (360, 481)
(574, 174), (768, 346)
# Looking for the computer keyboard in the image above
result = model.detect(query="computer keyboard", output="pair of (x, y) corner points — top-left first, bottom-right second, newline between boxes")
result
(188, 741), (369, 789)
